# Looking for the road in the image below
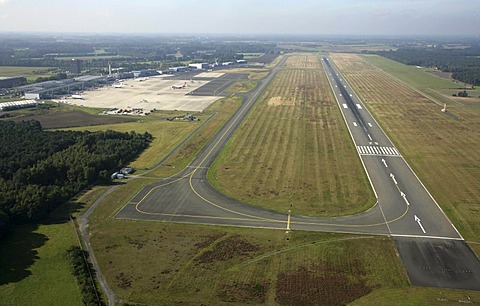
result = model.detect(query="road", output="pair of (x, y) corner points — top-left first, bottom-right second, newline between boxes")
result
(115, 55), (480, 290)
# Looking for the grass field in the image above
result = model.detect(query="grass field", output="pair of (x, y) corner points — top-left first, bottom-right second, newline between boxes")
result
(209, 55), (375, 217)
(361, 55), (480, 108)
(284, 54), (324, 69)
(226, 80), (257, 93)
(331, 53), (480, 242)
(89, 214), (409, 305)
(0, 218), (83, 306)
(216, 68), (269, 80)
(0, 66), (53, 81)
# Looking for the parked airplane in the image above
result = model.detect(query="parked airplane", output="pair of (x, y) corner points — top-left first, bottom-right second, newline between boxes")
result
(171, 82), (187, 90)
(112, 82), (125, 88)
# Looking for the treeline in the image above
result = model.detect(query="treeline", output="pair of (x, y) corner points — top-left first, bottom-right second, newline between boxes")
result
(0, 120), (152, 238)
(376, 47), (480, 85)
(66, 246), (105, 306)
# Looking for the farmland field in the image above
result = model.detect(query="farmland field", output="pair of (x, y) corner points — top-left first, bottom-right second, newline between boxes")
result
(330, 53), (480, 243)
(4, 110), (135, 129)
(0, 66), (52, 81)
(361, 54), (480, 107)
(209, 54), (375, 217)
(284, 54), (324, 69)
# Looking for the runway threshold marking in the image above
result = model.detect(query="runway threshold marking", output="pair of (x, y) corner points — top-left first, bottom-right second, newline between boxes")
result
(342, 103), (348, 109)
(357, 146), (400, 156)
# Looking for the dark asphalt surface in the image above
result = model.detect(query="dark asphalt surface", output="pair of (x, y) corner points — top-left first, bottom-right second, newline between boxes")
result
(115, 55), (480, 290)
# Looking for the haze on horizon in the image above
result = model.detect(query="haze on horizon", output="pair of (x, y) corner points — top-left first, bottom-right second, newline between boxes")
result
(0, 0), (479, 36)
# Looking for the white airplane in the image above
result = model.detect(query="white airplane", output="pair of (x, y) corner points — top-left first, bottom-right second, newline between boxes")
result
(71, 94), (84, 99)
(112, 82), (125, 88)
(136, 77), (149, 82)
(171, 82), (187, 90)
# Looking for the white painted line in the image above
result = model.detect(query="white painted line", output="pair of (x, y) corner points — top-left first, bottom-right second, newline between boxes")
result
(368, 123), (372, 127)
(353, 121), (357, 126)
(392, 148), (399, 155)
(374, 142), (378, 146)
(339, 94), (342, 96)
(335, 85), (338, 87)
(349, 93), (353, 96)
(367, 147), (374, 154)
(367, 134), (373, 141)
(391, 234), (463, 241)
(381, 158), (388, 167)
(415, 215), (426, 233)
(374, 147), (380, 154)
(342, 103), (348, 109)
(356, 104), (363, 110)
(344, 85), (347, 88)
(386, 147), (394, 155)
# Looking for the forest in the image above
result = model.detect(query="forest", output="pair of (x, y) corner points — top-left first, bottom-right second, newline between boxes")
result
(376, 46), (480, 86)
(0, 120), (152, 238)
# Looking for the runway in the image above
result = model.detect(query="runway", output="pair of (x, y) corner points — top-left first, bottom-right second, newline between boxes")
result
(115, 55), (480, 290)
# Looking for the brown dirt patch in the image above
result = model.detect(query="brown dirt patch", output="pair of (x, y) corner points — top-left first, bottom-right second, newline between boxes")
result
(217, 281), (269, 303)
(268, 96), (295, 106)
(4, 111), (134, 129)
(275, 260), (373, 306)
(194, 233), (225, 250)
(195, 235), (260, 264)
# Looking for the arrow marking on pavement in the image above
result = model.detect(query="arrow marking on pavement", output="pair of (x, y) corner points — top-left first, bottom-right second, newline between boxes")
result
(414, 215), (426, 233)
(390, 173), (398, 185)
(381, 159), (388, 168)
(400, 192), (410, 206)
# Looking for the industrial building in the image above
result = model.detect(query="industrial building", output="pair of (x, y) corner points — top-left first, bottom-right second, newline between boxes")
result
(188, 63), (209, 70)
(0, 99), (39, 111)
(0, 76), (27, 88)
(168, 66), (189, 73)
(18, 75), (107, 99)
(132, 70), (161, 78)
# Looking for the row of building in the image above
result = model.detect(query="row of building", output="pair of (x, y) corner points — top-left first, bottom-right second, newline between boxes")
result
(0, 99), (39, 111)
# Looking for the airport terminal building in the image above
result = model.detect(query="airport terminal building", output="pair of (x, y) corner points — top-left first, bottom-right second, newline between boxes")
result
(0, 76), (27, 88)
(18, 75), (107, 99)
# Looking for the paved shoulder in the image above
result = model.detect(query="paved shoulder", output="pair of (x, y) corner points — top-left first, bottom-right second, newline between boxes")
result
(394, 237), (480, 290)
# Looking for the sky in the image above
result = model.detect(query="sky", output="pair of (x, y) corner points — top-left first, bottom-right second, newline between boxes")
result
(0, 0), (479, 36)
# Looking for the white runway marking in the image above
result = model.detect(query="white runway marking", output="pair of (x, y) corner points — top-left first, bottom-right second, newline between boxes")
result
(356, 104), (363, 109)
(357, 146), (401, 156)
(353, 122), (357, 126)
(342, 103), (348, 109)
(368, 123), (372, 127)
